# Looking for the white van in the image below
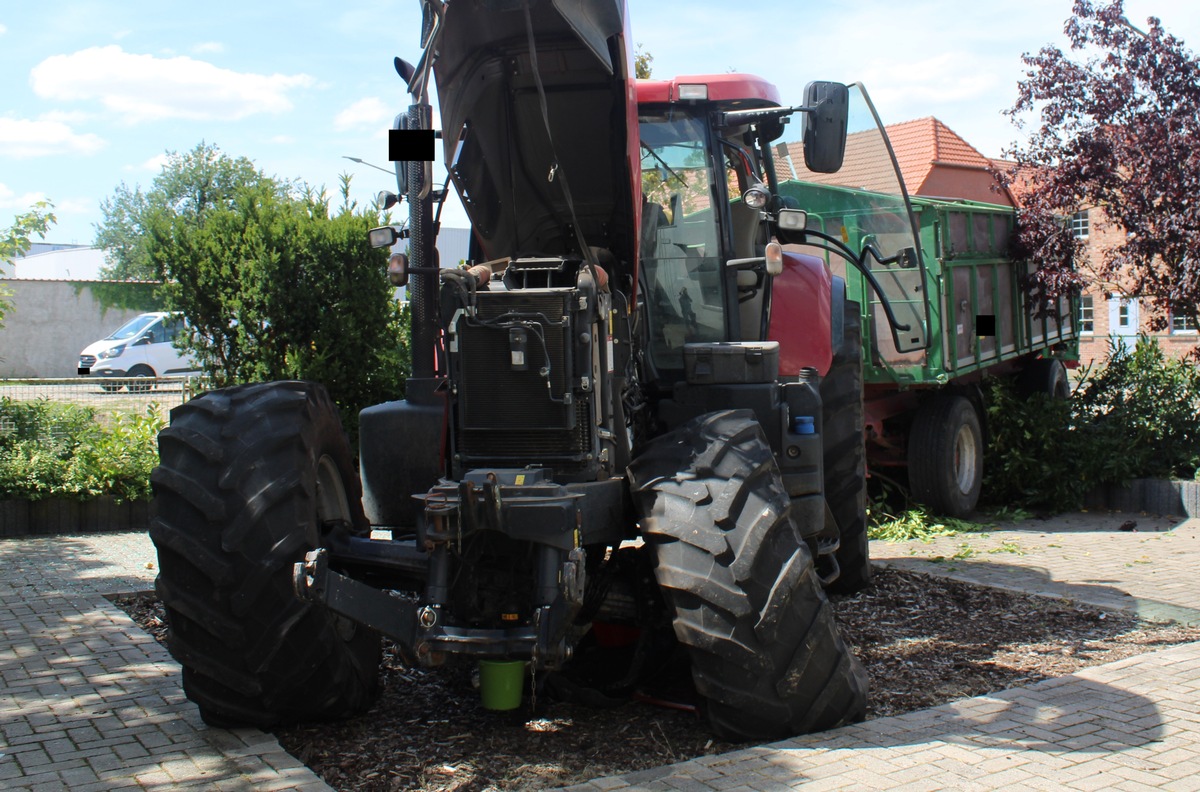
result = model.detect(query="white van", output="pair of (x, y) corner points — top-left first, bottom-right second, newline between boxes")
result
(78, 312), (198, 388)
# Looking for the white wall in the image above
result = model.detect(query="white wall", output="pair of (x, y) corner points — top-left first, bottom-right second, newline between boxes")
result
(0, 280), (149, 378)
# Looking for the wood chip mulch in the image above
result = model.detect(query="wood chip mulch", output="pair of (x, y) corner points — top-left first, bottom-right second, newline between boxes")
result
(109, 566), (1200, 791)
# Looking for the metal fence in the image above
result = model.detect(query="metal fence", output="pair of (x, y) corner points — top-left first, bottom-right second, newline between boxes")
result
(0, 376), (197, 432)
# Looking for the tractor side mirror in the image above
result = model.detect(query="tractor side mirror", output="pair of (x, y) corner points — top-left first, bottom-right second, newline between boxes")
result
(802, 81), (849, 174)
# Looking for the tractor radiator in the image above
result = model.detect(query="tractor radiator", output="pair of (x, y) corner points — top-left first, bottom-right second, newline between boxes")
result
(453, 290), (592, 470)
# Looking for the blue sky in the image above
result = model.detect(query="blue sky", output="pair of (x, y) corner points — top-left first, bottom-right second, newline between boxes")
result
(3, 0), (1198, 248)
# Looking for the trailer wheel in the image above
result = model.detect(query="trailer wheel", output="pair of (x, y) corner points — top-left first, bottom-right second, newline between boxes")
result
(1019, 358), (1070, 400)
(150, 381), (380, 727)
(821, 299), (870, 593)
(629, 410), (868, 741)
(908, 395), (983, 518)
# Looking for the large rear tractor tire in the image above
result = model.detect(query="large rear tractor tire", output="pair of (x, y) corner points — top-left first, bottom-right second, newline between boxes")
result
(820, 300), (870, 594)
(150, 381), (380, 727)
(908, 394), (983, 518)
(629, 410), (868, 741)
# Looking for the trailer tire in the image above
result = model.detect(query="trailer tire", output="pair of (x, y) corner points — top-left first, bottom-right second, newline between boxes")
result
(908, 395), (983, 518)
(1019, 358), (1070, 400)
(821, 299), (870, 594)
(629, 410), (868, 741)
(150, 381), (380, 728)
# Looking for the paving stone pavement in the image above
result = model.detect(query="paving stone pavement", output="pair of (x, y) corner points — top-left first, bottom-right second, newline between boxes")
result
(871, 513), (1200, 625)
(5, 514), (1200, 791)
(565, 513), (1200, 791)
(0, 532), (331, 791)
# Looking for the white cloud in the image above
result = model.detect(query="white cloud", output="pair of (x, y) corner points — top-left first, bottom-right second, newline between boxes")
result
(0, 117), (106, 158)
(269, 134), (295, 144)
(0, 183), (49, 210)
(334, 97), (392, 132)
(37, 109), (92, 124)
(192, 41), (225, 54)
(30, 45), (315, 124)
(124, 153), (168, 172)
(0, 23), (7, 36)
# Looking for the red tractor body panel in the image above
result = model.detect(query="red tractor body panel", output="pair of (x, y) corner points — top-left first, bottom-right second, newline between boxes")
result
(768, 251), (834, 377)
(636, 74), (782, 107)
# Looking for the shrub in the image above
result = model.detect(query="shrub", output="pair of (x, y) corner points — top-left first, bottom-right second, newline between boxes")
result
(0, 398), (164, 502)
(982, 337), (1200, 511)
(982, 379), (1087, 509)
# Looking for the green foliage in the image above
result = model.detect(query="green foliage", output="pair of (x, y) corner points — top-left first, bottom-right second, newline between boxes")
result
(95, 142), (262, 281)
(867, 504), (984, 542)
(1, 201), (58, 329)
(867, 480), (987, 541)
(129, 149), (407, 439)
(983, 338), (1200, 511)
(0, 399), (164, 502)
(981, 378), (1086, 509)
(634, 44), (653, 79)
(1073, 338), (1200, 479)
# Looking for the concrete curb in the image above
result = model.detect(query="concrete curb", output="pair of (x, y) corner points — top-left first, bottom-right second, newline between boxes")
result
(0, 497), (150, 538)
(1085, 478), (1200, 517)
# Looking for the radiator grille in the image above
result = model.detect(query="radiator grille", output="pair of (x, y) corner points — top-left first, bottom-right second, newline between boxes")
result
(454, 291), (590, 466)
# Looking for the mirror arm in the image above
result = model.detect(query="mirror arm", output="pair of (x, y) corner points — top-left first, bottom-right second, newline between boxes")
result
(720, 105), (813, 126)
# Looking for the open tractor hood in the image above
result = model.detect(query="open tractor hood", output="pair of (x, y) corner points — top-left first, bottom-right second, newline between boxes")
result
(432, 0), (639, 272)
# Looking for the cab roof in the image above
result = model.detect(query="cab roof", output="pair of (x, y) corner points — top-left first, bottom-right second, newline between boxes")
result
(636, 74), (781, 109)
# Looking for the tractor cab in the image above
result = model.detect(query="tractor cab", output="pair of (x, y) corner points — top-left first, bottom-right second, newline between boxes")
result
(634, 75), (930, 385)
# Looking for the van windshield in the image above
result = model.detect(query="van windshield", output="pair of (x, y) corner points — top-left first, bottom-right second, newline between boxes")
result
(106, 315), (157, 340)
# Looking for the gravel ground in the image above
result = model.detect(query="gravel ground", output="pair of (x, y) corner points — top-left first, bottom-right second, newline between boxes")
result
(110, 566), (1200, 792)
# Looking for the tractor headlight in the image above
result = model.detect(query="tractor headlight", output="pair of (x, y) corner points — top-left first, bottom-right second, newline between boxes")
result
(742, 183), (770, 210)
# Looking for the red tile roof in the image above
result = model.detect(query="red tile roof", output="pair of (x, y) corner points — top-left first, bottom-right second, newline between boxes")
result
(780, 117), (1015, 206)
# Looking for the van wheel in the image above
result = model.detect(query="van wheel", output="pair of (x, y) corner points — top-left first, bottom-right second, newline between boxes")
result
(128, 365), (155, 393)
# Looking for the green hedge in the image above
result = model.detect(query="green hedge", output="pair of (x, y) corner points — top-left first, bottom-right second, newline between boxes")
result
(0, 398), (164, 502)
(983, 337), (1200, 510)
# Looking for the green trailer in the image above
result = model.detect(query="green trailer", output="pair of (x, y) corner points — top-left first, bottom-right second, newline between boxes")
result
(777, 126), (1078, 516)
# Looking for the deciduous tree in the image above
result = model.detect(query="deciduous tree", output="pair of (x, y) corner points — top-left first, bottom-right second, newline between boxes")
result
(0, 201), (57, 329)
(1000, 0), (1200, 331)
(99, 143), (408, 436)
(95, 142), (261, 280)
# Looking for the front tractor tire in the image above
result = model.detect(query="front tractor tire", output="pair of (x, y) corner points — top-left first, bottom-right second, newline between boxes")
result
(150, 381), (380, 727)
(629, 411), (868, 741)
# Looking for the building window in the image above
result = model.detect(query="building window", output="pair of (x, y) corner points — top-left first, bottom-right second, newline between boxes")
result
(1079, 295), (1094, 334)
(1173, 312), (1198, 334)
(1070, 210), (1089, 239)
(1108, 295), (1139, 337)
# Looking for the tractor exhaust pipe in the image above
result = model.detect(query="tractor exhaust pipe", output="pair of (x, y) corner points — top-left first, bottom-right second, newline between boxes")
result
(405, 103), (439, 403)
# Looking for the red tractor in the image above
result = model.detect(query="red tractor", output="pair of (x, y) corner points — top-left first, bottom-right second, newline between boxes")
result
(150, 0), (942, 740)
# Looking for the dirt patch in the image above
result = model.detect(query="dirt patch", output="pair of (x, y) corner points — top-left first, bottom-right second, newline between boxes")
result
(109, 566), (1200, 791)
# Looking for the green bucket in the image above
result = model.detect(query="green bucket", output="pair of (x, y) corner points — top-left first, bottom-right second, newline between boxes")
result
(478, 659), (525, 711)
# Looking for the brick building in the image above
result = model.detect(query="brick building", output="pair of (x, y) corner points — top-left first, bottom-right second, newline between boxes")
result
(1062, 206), (1198, 365)
(867, 117), (1197, 365)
